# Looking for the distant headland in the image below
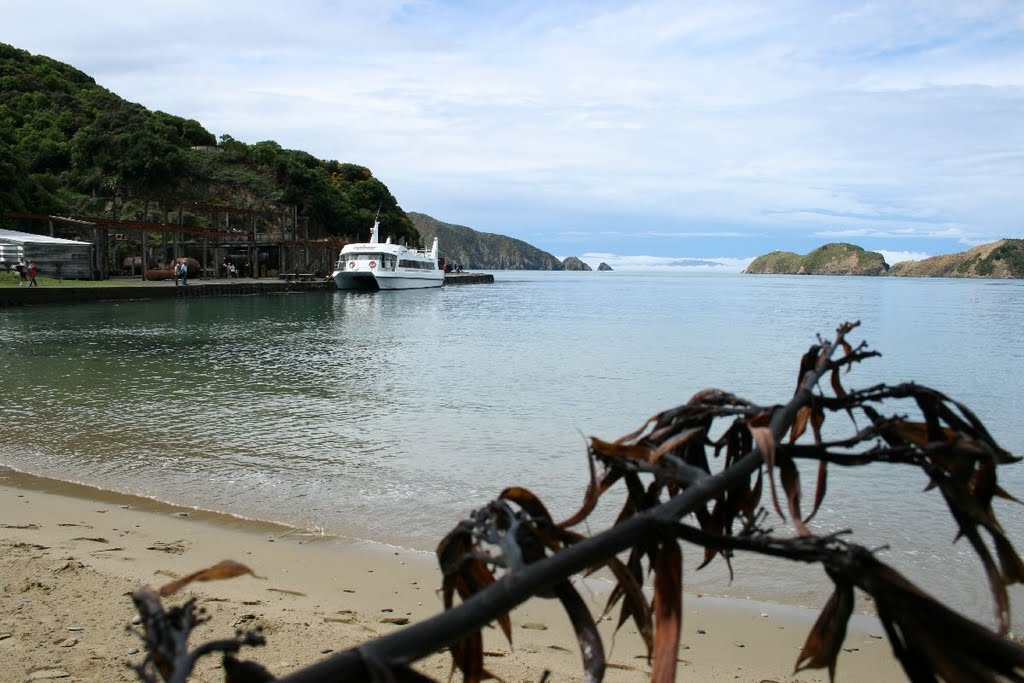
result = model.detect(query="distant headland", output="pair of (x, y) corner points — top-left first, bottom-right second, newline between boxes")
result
(745, 239), (1024, 278)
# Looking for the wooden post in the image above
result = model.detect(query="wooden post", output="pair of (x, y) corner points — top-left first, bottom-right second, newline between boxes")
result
(141, 230), (148, 280)
(250, 212), (256, 278)
(178, 207), (184, 269)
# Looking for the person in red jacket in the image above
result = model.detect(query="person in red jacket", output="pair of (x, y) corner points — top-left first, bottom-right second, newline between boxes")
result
(27, 261), (38, 286)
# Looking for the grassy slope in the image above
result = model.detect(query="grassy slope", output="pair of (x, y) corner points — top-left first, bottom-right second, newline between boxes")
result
(889, 239), (1024, 278)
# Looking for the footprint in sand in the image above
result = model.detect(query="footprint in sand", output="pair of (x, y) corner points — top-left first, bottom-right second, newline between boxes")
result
(146, 540), (189, 554)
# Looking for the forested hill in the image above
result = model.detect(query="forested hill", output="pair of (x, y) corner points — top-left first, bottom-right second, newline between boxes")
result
(0, 43), (416, 243)
(408, 212), (564, 270)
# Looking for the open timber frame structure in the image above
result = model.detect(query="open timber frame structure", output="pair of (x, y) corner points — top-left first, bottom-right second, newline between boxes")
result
(4, 197), (354, 280)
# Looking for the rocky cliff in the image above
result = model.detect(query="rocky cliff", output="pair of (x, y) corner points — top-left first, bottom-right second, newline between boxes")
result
(745, 243), (889, 275)
(888, 239), (1024, 278)
(562, 256), (592, 271)
(408, 213), (563, 270)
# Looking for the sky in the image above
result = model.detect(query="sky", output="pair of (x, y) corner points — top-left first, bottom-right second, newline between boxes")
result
(5, 1), (1024, 270)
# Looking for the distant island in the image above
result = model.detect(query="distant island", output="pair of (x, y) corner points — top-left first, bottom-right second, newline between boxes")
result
(746, 239), (1024, 278)
(745, 243), (888, 275)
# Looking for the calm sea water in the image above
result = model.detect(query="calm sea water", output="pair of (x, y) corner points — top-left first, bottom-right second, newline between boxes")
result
(2, 272), (1023, 624)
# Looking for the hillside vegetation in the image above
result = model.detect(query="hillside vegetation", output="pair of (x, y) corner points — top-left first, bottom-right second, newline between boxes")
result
(889, 239), (1024, 278)
(745, 243), (889, 275)
(408, 212), (563, 270)
(0, 43), (416, 243)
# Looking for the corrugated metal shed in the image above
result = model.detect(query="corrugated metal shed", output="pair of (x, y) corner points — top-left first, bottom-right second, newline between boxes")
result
(0, 228), (94, 279)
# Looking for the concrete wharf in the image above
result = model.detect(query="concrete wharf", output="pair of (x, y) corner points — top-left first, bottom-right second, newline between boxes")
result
(0, 272), (494, 307)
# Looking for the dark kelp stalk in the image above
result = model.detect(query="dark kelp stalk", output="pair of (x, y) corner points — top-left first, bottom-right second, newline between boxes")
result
(129, 322), (1024, 682)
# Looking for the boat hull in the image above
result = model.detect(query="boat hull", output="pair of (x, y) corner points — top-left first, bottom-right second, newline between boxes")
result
(332, 270), (443, 291)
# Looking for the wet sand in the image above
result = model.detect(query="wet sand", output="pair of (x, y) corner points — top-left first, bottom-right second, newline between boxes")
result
(0, 468), (906, 681)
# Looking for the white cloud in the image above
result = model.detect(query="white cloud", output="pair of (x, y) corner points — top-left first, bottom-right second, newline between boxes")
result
(4, 1), (1023, 255)
(877, 250), (931, 265)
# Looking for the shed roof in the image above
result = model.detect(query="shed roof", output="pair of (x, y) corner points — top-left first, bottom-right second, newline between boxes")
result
(0, 228), (92, 246)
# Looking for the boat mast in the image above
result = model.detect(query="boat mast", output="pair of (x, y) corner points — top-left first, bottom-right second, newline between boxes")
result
(370, 206), (380, 245)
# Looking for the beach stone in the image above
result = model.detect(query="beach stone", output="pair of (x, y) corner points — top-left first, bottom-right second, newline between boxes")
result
(380, 617), (409, 625)
(131, 616), (142, 625)
(28, 670), (70, 680)
(521, 622), (547, 631)
(67, 626), (83, 632)
(128, 647), (139, 655)
(0, 633), (11, 641)
(59, 638), (78, 647)
(696, 629), (706, 635)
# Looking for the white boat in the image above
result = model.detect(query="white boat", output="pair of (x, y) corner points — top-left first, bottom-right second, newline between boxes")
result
(331, 217), (443, 290)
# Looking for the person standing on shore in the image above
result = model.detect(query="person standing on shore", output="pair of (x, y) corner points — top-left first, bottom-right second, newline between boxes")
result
(27, 261), (37, 286)
(180, 259), (188, 286)
(15, 258), (26, 285)
(173, 261), (181, 286)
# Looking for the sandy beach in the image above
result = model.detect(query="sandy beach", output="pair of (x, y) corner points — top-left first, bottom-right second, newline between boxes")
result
(0, 467), (906, 682)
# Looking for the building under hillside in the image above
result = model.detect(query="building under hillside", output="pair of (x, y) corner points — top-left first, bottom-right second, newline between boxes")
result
(0, 228), (94, 279)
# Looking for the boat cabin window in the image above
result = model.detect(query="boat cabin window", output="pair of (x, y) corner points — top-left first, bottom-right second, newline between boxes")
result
(342, 252), (397, 270)
(398, 259), (436, 270)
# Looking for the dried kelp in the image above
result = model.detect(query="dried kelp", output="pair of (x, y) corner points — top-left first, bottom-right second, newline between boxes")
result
(130, 561), (271, 683)
(136, 322), (1024, 683)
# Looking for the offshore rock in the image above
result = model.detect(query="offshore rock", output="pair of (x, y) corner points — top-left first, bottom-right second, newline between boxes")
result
(561, 256), (592, 271)
(597, 262), (613, 271)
